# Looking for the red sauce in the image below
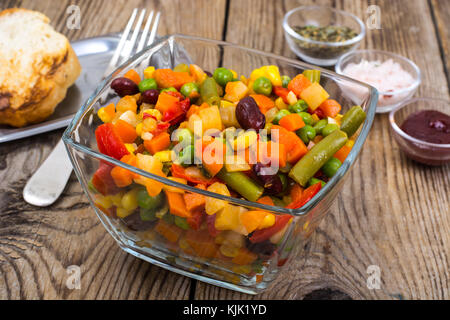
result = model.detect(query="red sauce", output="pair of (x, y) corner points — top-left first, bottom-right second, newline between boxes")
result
(401, 110), (450, 144)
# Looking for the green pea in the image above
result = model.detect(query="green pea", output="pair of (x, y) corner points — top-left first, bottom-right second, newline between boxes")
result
(322, 123), (340, 137)
(253, 76), (273, 96)
(140, 207), (157, 221)
(138, 78), (157, 92)
(174, 216), (190, 230)
(281, 75), (291, 88)
(321, 157), (342, 178)
(313, 119), (328, 135)
(137, 189), (164, 210)
(272, 109), (291, 124)
(298, 111), (313, 125)
(173, 128), (194, 146)
(161, 87), (177, 93)
(177, 144), (194, 165)
(308, 177), (326, 187)
(297, 125), (316, 144)
(288, 99), (308, 113)
(213, 67), (234, 87)
(173, 63), (189, 73)
(180, 82), (200, 99)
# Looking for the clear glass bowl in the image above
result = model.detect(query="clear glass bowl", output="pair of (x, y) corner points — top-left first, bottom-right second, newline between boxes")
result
(62, 34), (378, 294)
(389, 97), (450, 166)
(336, 50), (421, 113)
(283, 6), (365, 67)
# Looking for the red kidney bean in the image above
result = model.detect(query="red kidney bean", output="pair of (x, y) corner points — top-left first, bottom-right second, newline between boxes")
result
(236, 96), (265, 130)
(141, 89), (159, 104)
(111, 77), (139, 97)
(252, 162), (283, 195)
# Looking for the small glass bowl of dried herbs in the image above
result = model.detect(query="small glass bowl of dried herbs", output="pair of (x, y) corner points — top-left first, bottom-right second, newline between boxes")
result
(283, 6), (365, 66)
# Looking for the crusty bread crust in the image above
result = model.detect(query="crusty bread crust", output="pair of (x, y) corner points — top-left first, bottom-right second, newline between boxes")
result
(0, 8), (81, 127)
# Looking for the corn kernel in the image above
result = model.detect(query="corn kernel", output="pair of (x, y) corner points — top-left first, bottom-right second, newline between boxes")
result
(258, 213), (275, 229)
(135, 122), (143, 136)
(233, 130), (257, 150)
(143, 109), (162, 121)
(119, 110), (138, 127)
(219, 244), (240, 258)
(142, 117), (157, 132)
(154, 150), (174, 163)
(144, 66), (155, 79)
(229, 69), (238, 79)
(121, 188), (139, 211)
(124, 143), (136, 153)
(334, 114), (343, 125)
(275, 97), (288, 110)
(287, 91), (298, 105)
(116, 207), (134, 218)
(97, 107), (114, 123)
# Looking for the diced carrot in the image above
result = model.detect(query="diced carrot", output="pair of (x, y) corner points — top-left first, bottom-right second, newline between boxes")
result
(144, 132), (171, 155)
(250, 94), (275, 114)
(318, 99), (342, 118)
(184, 185), (206, 212)
(153, 69), (194, 90)
(155, 219), (182, 243)
(165, 190), (191, 218)
(123, 69), (141, 85)
(257, 196), (274, 206)
(155, 92), (180, 115)
(271, 125), (308, 163)
(231, 248), (258, 265)
(287, 74), (311, 97)
(185, 230), (218, 258)
(240, 211), (268, 233)
(334, 145), (352, 163)
(290, 183), (304, 204)
(278, 113), (305, 131)
(110, 154), (137, 187)
(114, 119), (138, 143)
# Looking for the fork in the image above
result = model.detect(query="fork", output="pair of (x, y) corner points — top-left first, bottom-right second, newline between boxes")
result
(23, 9), (161, 207)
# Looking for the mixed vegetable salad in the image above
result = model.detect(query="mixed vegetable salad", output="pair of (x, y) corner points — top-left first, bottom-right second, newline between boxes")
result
(90, 62), (366, 277)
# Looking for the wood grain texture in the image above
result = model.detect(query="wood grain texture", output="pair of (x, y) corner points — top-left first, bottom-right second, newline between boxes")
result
(0, 0), (226, 300)
(0, 0), (448, 300)
(430, 0), (450, 86)
(194, 0), (450, 300)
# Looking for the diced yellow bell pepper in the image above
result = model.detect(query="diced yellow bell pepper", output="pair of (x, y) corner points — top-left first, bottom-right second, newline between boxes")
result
(229, 69), (238, 79)
(261, 65), (282, 87)
(250, 68), (266, 81)
(121, 188), (139, 211)
(97, 103), (115, 123)
(144, 66), (155, 79)
(275, 97), (288, 110)
(124, 143), (136, 153)
(300, 82), (330, 110)
(154, 150), (174, 163)
(223, 81), (249, 103)
(109, 192), (124, 207)
(94, 195), (113, 210)
(205, 182), (230, 215)
(214, 204), (241, 230)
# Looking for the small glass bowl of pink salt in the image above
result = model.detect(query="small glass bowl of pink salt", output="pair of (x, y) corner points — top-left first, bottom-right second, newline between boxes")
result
(335, 50), (421, 113)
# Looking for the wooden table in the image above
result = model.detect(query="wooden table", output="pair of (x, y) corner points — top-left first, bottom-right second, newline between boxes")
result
(0, 0), (448, 300)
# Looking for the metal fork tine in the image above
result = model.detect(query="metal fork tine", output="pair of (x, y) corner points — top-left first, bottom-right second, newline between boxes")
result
(136, 10), (154, 53)
(104, 8), (138, 77)
(147, 11), (161, 45)
(123, 9), (146, 59)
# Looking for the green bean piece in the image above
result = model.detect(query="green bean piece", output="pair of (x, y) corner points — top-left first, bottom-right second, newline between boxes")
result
(302, 69), (321, 83)
(340, 105), (366, 137)
(313, 118), (328, 135)
(140, 207), (157, 221)
(289, 130), (348, 186)
(322, 123), (340, 137)
(173, 63), (189, 73)
(200, 77), (221, 106)
(308, 177), (326, 187)
(321, 157), (342, 178)
(216, 170), (264, 202)
(174, 216), (190, 230)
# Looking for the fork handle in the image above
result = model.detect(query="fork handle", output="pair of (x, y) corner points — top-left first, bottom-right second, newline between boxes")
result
(23, 139), (73, 207)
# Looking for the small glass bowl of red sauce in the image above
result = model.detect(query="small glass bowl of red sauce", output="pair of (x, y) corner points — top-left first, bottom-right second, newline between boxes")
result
(389, 97), (450, 165)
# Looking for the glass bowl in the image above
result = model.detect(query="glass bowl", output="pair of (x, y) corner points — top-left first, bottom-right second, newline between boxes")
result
(336, 50), (421, 113)
(283, 6), (365, 67)
(62, 34), (378, 294)
(389, 97), (450, 166)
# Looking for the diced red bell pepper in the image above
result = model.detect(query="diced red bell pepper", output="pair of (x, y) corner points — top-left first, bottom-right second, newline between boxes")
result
(206, 214), (221, 237)
(285, 182), (322, 209)
(273, 86), (290, 104)
(165, 90), (184, 100)
(152, 121), (171, 136)
(249, 214), (292, 243)
(308, 107), (326, 119)
(187, 210), (204, 230)
(91, 162), (120, 195)
(95, 123), (129, 160)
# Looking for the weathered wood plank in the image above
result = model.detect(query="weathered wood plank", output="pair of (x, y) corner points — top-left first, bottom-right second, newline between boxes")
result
(0, 0), (226, 299)
(430, 0), (450, 86)
(194, 0), (450, 300)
